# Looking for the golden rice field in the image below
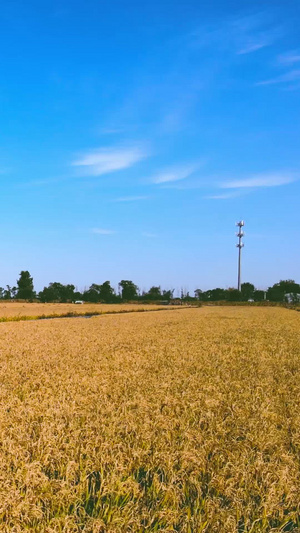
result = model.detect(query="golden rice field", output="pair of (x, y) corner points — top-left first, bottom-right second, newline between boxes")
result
(0, 302), (180, 320)
(0, 306), (300, 532)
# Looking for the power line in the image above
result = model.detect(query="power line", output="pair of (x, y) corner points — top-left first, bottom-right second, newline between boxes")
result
(236, 221), (245, 292)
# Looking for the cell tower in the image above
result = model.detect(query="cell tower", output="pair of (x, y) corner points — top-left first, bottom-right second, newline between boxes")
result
(236, 221), (245, 292)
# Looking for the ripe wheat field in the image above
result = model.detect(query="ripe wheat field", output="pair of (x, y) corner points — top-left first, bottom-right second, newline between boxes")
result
(0, 307), (300, 532)
(0, 302), (178, 320)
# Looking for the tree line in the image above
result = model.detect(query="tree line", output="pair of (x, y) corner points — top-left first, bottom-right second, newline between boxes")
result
(1, 271), (300, 304)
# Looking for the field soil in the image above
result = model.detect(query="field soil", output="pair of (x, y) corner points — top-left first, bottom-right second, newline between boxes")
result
(0, 307), (299, 532)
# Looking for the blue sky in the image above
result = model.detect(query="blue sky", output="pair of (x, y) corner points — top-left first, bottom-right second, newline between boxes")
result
(1, 0), (300, 293)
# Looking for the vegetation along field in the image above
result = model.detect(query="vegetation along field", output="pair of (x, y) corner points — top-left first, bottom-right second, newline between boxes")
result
(0, 306), (300, 532)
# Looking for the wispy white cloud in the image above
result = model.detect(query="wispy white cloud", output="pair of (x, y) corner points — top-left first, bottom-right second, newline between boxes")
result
(159, 180), (209, 190)
(21, 175), (72, 187)
(221, 172), (297, 189)
(237, 41), (269, 55)
(156, 169), (298, 192)
(233, 12), (281, 55)
(277, 51), (300, 66)
(189, 12), (281, 56)
(97, 127), (126, 134)
(113, 195), (150, 202)
(151, 164), (198, 184)
(0, 167), (12, 175)
(142, 232), (157, 238)
(91, 228), (116, 235)
(72, 145), (148, 176)
(256, 69), (300, 86)
(205, 191), (244, 200)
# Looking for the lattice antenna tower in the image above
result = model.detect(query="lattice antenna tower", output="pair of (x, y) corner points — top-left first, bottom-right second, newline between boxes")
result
(236, 221), (245, 292)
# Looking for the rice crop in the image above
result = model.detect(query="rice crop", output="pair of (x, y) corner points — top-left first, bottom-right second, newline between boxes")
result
(0, 306), (299, 532)
(0, 302), (180, 321)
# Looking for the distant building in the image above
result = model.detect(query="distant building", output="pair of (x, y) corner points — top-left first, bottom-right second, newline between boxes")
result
(284, 293), (300, 304)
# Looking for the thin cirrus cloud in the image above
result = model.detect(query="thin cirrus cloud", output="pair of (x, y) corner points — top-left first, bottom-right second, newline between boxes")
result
(151, 164), (198, 184)
(113, 195), (150, 202)
(142, 232), (157, 238)
(256, 69), (300, 86)
(233, 12), (281, 55)
(189, 12), (280, 56)
(0, 168), (10, 175)
(205, 191), (244, 200)
(277, 51), (300, 66)
(220, 172), (297, 189)
(237, 42), (267, 55)
(72, 145), (148, 176)
(91, 228), (116, 235)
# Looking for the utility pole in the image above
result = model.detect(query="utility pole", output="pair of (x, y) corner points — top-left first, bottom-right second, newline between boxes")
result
(236, 221), (245, 292)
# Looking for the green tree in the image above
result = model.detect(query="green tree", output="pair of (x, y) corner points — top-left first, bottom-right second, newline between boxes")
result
(17, 271), (35, 300)
(83, 284), (101, 303)
(267, 280), (300, 302)
(253, 290), (265, 302)
(201, 290), (212, 301)
(162, 289), (174, 301)
(145, 286), (162, 300)
(38, 282), (75, 303)
(11, 286), (17, 299)
(99, 281), (115, 302)
(3, 285), (11, 300)
(83, 282), (115, 303)
(60, 284), (76, 302)
(118, 280), (139, 300)
(226, 288), (243, 302)
(39, 285), (56, 302)
(241, 282), (255, 301)
(210, 288), (226, 301)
